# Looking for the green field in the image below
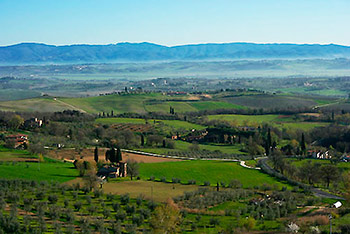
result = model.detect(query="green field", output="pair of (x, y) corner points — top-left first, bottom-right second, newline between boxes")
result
(207, 114), (290, 124)
(208, 114), (328, 130)
(0, 146), (79, 182)
(135, 140), (245, 155)
(96, 117), (206, 131)
(189, 101), (246, 110)
(0, 161), (78, 182)
(139, 160), (290, 188)
(288, 158), (350, 171)
(0, 145), (36, 161)
(0, 97), (75, 112)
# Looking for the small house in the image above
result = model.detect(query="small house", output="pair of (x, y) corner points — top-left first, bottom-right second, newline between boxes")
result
(5, 134), (28, 149)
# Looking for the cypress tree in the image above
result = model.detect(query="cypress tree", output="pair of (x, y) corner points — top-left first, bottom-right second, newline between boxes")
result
(110, 148), (117, 163)
(141, 134), (145, 146)
(116, 148), (122, 163)
(94, 147), (99, 163)
(301, 133), (306, 154)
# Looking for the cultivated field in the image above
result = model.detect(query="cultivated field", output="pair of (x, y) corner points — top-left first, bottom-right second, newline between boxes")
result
(139, 160), (291, 188)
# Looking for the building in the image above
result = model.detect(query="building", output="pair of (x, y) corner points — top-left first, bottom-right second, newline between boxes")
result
(5, 134), (29, 149)
(97, 162), (127, 178)
(24, 118), (43, 129)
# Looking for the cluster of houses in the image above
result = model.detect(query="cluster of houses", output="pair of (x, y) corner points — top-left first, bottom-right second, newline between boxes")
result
(307, 150), (331, 159)
(5, 134), (28, 149)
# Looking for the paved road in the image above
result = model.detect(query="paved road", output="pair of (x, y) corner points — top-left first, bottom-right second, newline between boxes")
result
(260, 158), (344, 200)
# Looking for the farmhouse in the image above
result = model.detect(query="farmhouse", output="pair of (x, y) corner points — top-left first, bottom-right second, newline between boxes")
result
(97, 162), (127, 178)
(341, 154), (350, 162)
(308, 150), (331, 159)
(24, 117), (43, 129)
(5, 134), (29, 149)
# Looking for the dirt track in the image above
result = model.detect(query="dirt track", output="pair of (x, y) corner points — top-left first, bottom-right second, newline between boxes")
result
(47, 148), (181, 163)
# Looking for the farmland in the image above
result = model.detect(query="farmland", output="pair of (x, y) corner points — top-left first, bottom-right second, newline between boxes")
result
(0, 90), (339, 114)
(139, 160), (290, 188)
(207, 114), (329, 130)
(96, 117), (206, 132)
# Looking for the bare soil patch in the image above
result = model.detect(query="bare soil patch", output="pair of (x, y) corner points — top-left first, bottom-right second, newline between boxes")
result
(47, 148), (181, 163)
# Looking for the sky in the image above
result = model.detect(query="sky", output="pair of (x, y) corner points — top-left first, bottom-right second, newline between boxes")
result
(0, 0), (349, 46)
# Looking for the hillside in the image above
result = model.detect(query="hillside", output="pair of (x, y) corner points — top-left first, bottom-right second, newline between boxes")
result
(1, 42), (350, 64)
(0, 92), (337, 113)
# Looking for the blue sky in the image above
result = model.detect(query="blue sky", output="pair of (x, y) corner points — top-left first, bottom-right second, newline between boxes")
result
(0, 0), (349, 46)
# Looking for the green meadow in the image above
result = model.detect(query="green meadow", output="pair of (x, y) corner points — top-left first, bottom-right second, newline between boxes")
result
(139, 160), (291, 188)
(0, 161), (78, 183)
(96, 117), (206, 131)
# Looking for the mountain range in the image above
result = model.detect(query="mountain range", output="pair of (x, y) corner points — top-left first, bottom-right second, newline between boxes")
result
(1, 42), (350, 64)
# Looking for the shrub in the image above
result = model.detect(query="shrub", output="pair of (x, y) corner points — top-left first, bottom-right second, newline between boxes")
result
(74, 201), (82, 211)
(160, 176), (166, 182)
(113, 202), (120, 212)
(228, 179), (242, 189)
(209, 217), (220, 227)
(115, 210), (126, 222)
(107, 193), (115, 201)
(121, 194), (130, 205)
(188, 179), (196, 185)
(48, 194), (58, 204)
(203, 181), (211, 186)
(172, 178), (181, 183)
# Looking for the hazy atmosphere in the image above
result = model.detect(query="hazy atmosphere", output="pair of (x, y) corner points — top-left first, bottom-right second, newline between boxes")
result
(1, 1), (350, 233)
(1, 0), (350, 46)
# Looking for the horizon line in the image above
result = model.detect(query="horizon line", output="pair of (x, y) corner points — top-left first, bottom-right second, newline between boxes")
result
(1, 41), (350, 48)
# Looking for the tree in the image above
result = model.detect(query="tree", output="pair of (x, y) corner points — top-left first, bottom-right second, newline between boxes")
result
(149, 204), (182, 233)
(141, 134), (145, 146)
(94, 147), (99, 163)
(83, 169), (99, 191)
(108, 148), (117, 163)
(300, 133), (306, 154)
(320, 164), (339, 188)
(7, 115), (24, 130)
(297, 161), (320, 184)
(116, 147), (122, 163)
(127, 159), (139, 180)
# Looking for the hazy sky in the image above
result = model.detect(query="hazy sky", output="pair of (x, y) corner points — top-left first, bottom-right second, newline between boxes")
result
(1, 0), (349, 46)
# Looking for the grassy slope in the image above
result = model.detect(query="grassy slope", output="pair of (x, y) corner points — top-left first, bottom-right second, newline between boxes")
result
(63, 93), (164, 114)
(96, 117), (206, 131)
(0, 97), (74, 112)
(0, 161), (78, 182)
(208, 114), (328, 130)
(207, 114), (285, 124)
(189, 101), (246, 110)
(139, 160), (290, 188)
(0, 146), (78, 182)
(136, 140), (245, 155)
(0, 145), (35, 161)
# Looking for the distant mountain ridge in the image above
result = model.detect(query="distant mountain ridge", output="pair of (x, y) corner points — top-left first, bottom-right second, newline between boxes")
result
(1, 42), (350, 64)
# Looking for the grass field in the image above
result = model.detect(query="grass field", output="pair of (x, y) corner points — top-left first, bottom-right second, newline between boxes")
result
(139, 160), (291, 188)
(0, 145), (37, 161)
(0, 97), (75, 112)
(103, 180), (199, 202)
(207, 114), (288, 124)
(96, 117), (206, 131)
(288, 158), (350, 171)
(0, 161), (78, 182)
(0, 146), (79, 182)
(208, 114), (328, 130)
(189, 101), (246, 110)
(222, 95), (318, 109)
(135, 140), (245, 155)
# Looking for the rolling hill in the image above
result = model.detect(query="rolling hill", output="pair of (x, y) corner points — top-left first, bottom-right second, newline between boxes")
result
(1, 42), (350, 64)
